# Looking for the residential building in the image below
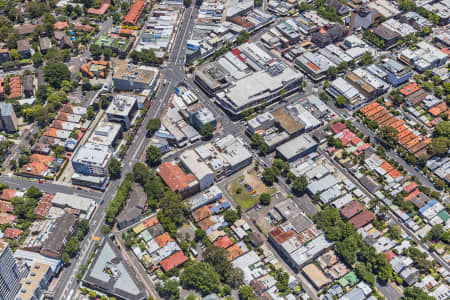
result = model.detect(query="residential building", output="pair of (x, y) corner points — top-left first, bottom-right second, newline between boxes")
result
(0, 48), (9, 64)
(399, 41), (448, 72)
(88, 121), (122, 149)
(122, 0), (145, 26)
(372, 25), (401, 49)
(112, 63), (159, 92)
(39, 37), (51, 54)
(40, 213), (78, 259)
(0, 242), (21, 300)
(106, 94), (137, 130)
(157, 161), (199, 198)
(303, 263), (330, 290)
(23, 75), (33, 98)
(0, 103), (18, 132)
(17, 39), (31, 58)
(72, 143), (111, 177)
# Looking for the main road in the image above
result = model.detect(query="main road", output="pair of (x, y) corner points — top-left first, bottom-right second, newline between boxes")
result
(53, 5), (198, 299)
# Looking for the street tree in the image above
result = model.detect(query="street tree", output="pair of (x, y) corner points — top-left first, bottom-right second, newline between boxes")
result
(108, 158), (122, 179)
(292, 176), (308, 195)
(146, 118), (161, 135)
(201, 123), (215, 140)
(146, 145), (162, 167)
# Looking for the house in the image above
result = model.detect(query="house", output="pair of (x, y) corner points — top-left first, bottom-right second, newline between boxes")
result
(160, 251), (188, 272)
(54, 21), (68, 31)
(39, 37), (51, 54)
(0, 48), (9, 64)
(349, 210), (375, 229)
(17, 39), (31, 58)
(302, 264), (330, 290)
(87, 0), (110, 15)
(23, 75), (33, 97)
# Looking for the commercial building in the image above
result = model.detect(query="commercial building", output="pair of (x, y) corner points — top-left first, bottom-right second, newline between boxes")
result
(377, 58), (412, 87)
(72, 143), (111, 177)
(179, 150), (215, 191)
(82, 238), (147, 300)
(106, 94), (138, 130)
(194, 63), (230, 96)
(112, 63), (160, 92)
(399, 41), (448, 72)
(216, 63), (303, 116)
(213, 135), (253, 176)
(51, 193), (96, 220)
(276, 134), (317, 162)
(328, 77), (367, 110)
(0, 242), (21, 300)
(190, 107), (217, 131)
(0, 103), (18, 132)
(295, 52), (335, 81)
(311, 24), (346, 48)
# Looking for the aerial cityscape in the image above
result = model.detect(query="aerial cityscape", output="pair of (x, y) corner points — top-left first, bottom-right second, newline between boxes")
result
(0, 0), (448, 299)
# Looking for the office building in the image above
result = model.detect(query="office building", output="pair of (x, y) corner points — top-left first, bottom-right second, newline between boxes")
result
(276, 134), (317, 162)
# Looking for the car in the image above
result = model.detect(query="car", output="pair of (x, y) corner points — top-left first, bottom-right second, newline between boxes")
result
(38, 180), (44, 184)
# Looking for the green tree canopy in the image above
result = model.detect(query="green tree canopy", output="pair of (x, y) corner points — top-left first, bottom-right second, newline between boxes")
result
(146, 145), (162, 167)
(180, 262), (221, 296)
(44, 63), (70, 89)
(108, 158), (122, 180)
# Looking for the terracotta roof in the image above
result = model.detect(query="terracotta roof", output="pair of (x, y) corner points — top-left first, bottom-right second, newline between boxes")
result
(21, 154), (54, 177)
(87, 3), (110, 15)
(192, 206), (212, 223)
(154, 232), (173, 248)
(143, 217), (159, 228)
(387, 169), (401, 179)
(0, 189), (17, 201)
(331, 122), (346, 134)
(214, 236), (233, 249)
(160, 251), (188, 272)
(158, 162), (197, 193)
(4, 228), (22, 239)
(361, 102), (379, 113)
(385, 251), (396, 261)
(0, 200), (14, 213)
(0, 213), (16, 225)
(404, 182), (417, 193)
(123, 0), (145, 26)
(120, 28), (134, 35)
(428, 102), (447, 117)
(227, 243), (244, 261)
(380, 162), (394, 173)
(405, 189), (420, 201)
(54, 21), (68, 30)
(400, 82), (420, 96)
(349, 210), (375, 229)
(340, 201), (363, 219)
(198, 217), (216, 231)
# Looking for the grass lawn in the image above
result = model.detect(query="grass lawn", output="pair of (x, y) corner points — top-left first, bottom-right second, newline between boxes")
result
(229, 172), (275, 210)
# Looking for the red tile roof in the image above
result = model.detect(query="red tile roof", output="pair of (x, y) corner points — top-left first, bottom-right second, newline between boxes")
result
(400, 82), (420, 96)
(123, 0), (145, 26)
(385, 251), (396, 261)
(158, 162), (197, 193)
(405, 189), (420, 201)
(192, 206), (212, 223)
(349, 210), (375, 229)
(143, 217), (159, 228)
(340, 201), (363, 219)
(227, 243), (244, 261)
(154, 232), (173, 248)
(87, 3), (110, 15)
(0, 189), (17, 201)
(4, 228), (22, 239)
(54, 21), (68, 30)
(331, 122), (346, 134)
(160, 251), (188, 272)
(214, 236), (233, 249)
(404, 182), (418, 193)
(0, 201), (14, 213)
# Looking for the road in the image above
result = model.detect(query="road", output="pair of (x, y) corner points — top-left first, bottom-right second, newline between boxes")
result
(53, 6), (199, 300)
(321, 149), (450, 272)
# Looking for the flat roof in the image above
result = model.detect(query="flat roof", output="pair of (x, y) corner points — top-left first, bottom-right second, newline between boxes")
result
(106, 94), (136, 117)
(276, 134), (317, 160)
